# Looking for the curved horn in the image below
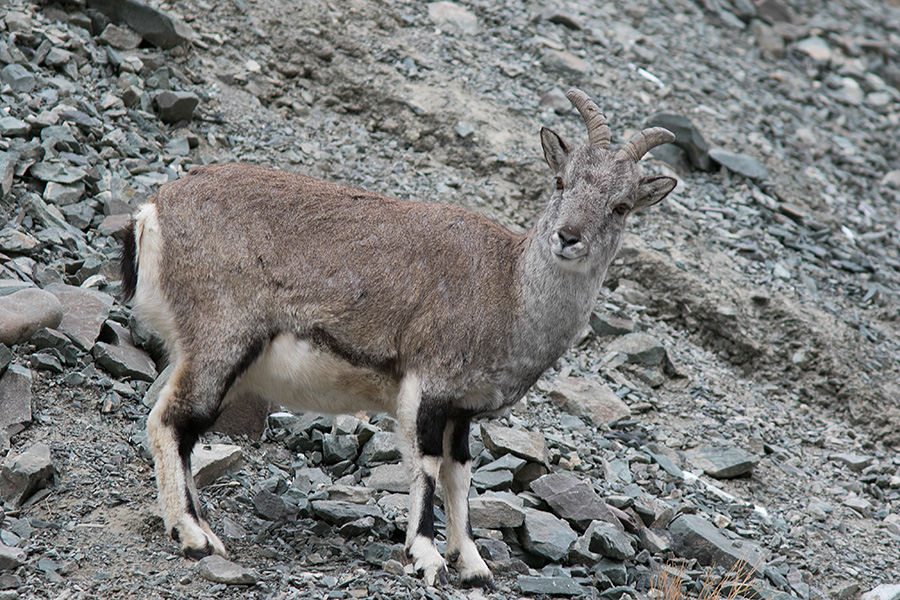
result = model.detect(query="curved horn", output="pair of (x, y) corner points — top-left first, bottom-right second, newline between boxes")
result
(617, 127), (676, 162)
(566, 89), (610, 149)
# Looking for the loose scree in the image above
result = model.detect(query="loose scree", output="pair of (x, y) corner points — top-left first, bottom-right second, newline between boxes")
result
(120, 88), (676, 588)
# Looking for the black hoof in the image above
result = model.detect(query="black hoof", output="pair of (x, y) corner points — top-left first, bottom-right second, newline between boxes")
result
(461, 575), (497, 590)
(183, 542), (213, 561)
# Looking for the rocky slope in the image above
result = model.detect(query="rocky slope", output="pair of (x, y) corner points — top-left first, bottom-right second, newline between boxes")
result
(0, 0), (899, 599)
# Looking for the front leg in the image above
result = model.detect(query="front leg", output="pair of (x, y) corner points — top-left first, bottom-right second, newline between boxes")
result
(397, 376), (449, 586)
(441, 418), (494, 588)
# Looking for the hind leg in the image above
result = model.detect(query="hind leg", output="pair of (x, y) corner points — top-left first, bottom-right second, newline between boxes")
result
(441, 418), (493, 588)
(147, 360), (226, 558)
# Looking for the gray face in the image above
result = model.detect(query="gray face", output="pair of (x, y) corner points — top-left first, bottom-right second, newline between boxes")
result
(540, 129), (677, 273)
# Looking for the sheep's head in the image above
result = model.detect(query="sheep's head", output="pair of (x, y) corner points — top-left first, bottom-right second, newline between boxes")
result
(539, 89), (676, 272)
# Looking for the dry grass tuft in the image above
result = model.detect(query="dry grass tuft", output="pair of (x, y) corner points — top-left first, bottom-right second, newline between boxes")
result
(651, 558), (760, 600)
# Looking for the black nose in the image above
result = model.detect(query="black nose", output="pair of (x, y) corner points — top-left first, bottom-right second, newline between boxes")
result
(557, 228), (581, 248)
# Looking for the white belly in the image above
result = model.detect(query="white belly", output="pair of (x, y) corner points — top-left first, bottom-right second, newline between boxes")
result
(228, 334), (399, 415)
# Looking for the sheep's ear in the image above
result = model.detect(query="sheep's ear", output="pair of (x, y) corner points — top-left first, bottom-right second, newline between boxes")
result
(541, 127), (570, 173)
(635, 175), (677, 208)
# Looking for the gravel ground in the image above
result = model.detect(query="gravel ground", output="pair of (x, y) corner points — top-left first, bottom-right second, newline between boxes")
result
(1, 0), (899, 599)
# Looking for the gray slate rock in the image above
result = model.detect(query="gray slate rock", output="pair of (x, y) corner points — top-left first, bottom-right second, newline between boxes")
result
(87, 0), (194, 49)
(0, 442), (55, 507)
(469, 495), (526, 529)
(861, 585), (900, 600)
(29, 163), (87, 185)
(154, 90), (200, 124)
(0, 229), (39, 254)
(590, 312), (635, 337)
(0, 117), (29, 137)
(322, 433), (359, 464)
(427, 2), (478, 34)
(830, 452), (875, 472)
(197, 555), (257, 585)
(530, 472), (621, 531)
(688, 446), (759, 479)
(709, 148), (769, 181)
(472, 468), (514, 491)
(550, 377), (631, 426)
(519, 507), (578, 561)
(358, 431), (401, 466)
(587, 521), (635, 560)
(0, 365), (33, 436)
(0, 544), (25, 572)
(0, 288), (64, 346)
(669, 514), (767, 573)
(542, 50), (590, 76)
(364, 463), (409, 493)
(606, 332), (667, 367)
(518, 575), (586, 596)
(92, 341), (158, 382)
(481, 422), (548, 464)
(191, 444), (243, 488)
(645, 113), (712, 170)
(0, 64), (35, 94)
(45, 284), (114, 351)
(311, 500), (384, 525)
(98, 23), (143, 49)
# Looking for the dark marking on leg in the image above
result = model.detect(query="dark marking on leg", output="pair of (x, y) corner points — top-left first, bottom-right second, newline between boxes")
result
(183, 543), (213, 561)
(416, 395), (451, 458)
(448, 418), (471, 464)
(416, 474), (436, 539)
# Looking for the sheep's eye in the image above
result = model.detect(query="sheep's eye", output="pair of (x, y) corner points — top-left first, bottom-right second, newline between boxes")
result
(614, 204), (630, 216)
(555, 177), (563, 190)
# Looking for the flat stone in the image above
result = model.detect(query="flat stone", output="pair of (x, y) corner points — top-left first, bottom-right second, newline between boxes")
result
(29, 162), (87, 185)
(358, 431), (401, 466)
(0, 152), (17, 197)
(98, 23), (143, 49)
(861, 585), (900, 600)
(197, 555), (257, 585)
(830, 452), (875, 472)
(669, 514), (767, 574)
(0, 117), (29, 137)
(751, 20), (785, 57)
(472, 468), (514, 490)
(476, 538), (510, 562)
(4, 11), (32, 33)
(645, 113), (712, 171)
(587, 520), (635, 560)
(518, 575), (586, 596)
(606, 333), (667, 367)
(322, 433), (359, 464)
(542, 50), (590, 76)
(0, 365), (32, 436)
(0, 544), (25, 572)
(0, 229), (39, 254)
(709, 148), (769, 181)
(253, 488), (297, 521)
(427, 2), (478, 34)
(519, 507), (578, 561)
(688, 446), (759, 479)
(311, 500), (384, 525)
(45, 284), (114, 351)
(98, 214), (132, 237)
(43, 182), (85, 207)
(86, 0), (193, 49)
(0, 64), (35, 94)
(191, 444), (243, 488)
(550, 377), (631, 426)
(469, 495), (526, 529)
(44, 47), (73, 68)
(481, 422), (548, 464)
(0, 442), (55, 507)
(364, 463), (410, 493)
(796, 36), (832, 62)
(590, 312), (635, 337)
(0, 288), (64, 346)
(530, 472), (621, 531)
(154, 90), (199, 124)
